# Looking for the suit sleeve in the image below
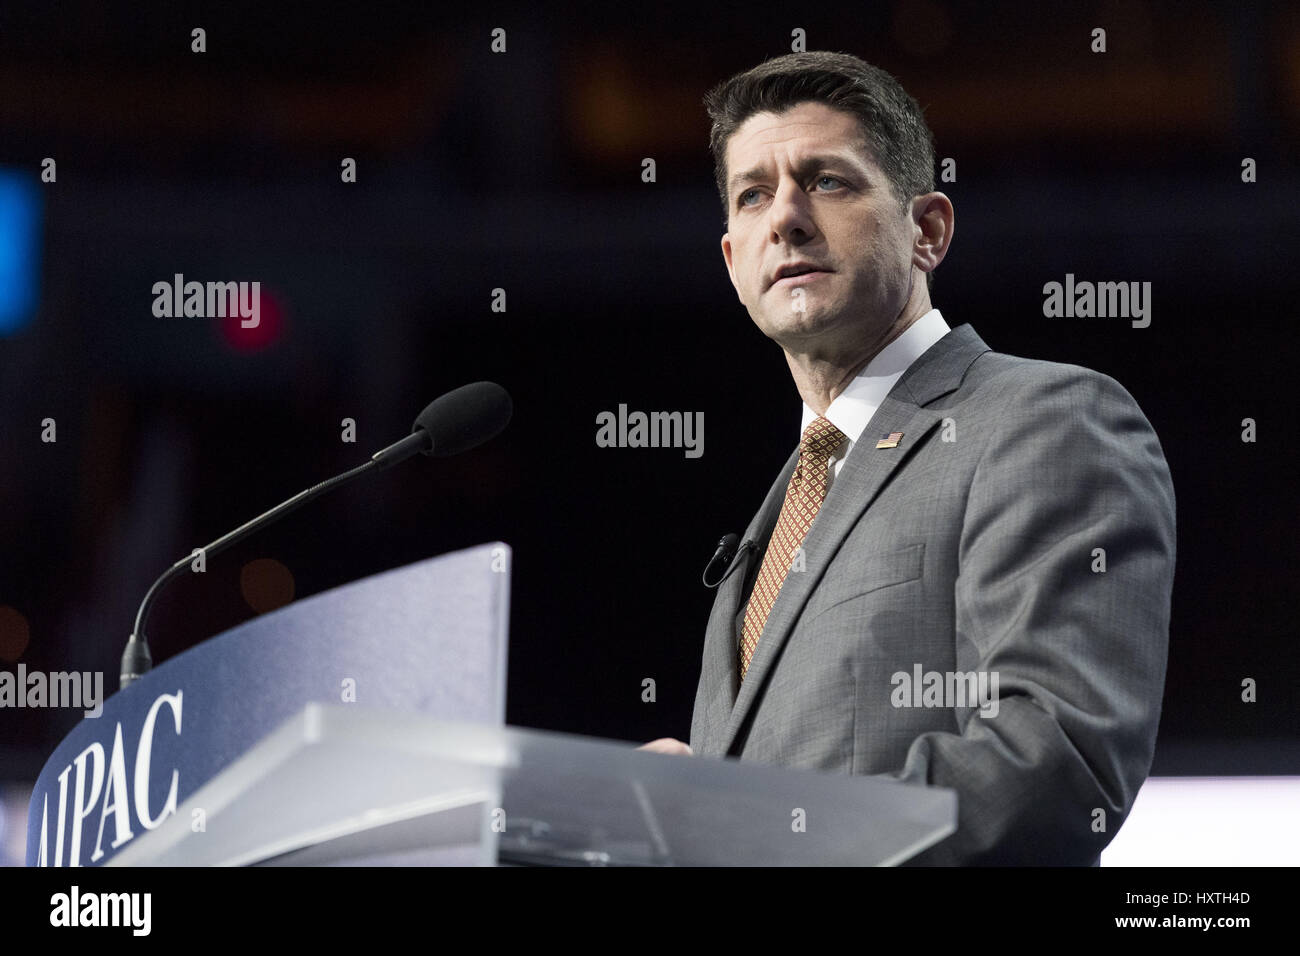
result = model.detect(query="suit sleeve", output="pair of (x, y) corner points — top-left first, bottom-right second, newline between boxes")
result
(892, 365), (1176, 865)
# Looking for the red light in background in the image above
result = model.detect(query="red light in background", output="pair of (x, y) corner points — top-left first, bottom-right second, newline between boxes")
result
(219, 285), (287, 352)
(240, 558), (296, 615)
(0, 606), (30, 663)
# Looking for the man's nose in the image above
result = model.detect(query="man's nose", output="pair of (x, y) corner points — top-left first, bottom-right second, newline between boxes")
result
(768, 181), (816, 243)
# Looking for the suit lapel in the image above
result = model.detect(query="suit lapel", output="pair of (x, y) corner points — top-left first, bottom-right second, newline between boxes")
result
(718, 324), (992, 756)
(695, 444), (798, 756)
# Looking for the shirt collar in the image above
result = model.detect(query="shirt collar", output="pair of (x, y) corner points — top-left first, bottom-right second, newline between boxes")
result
(800, 308), (952, 446)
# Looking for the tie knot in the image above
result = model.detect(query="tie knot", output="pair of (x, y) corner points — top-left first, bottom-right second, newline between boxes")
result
(800, 416), (847, 461)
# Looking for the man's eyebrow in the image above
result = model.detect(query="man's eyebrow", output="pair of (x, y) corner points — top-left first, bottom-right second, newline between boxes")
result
(727, 152), (868, 196)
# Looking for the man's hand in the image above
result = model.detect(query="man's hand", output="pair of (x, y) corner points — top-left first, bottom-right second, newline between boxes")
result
(637, 738), (694, 755)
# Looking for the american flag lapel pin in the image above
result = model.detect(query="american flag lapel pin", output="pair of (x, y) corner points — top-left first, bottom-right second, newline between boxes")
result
(875, 431), (904, 449)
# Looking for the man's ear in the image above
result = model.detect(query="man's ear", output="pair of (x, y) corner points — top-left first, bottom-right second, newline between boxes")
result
(911, 192), (954, 276)
(721, 233), (741, 295)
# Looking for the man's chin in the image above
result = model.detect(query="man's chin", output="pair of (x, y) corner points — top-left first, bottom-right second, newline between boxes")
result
(756, 310), (840, 345)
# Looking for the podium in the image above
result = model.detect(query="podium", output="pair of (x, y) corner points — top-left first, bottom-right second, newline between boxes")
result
(27, 543), (956, 866)
(107, 703), (956, 866)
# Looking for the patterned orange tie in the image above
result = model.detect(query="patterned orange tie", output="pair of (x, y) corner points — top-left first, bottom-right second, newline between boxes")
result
(739, 416), (847, 680)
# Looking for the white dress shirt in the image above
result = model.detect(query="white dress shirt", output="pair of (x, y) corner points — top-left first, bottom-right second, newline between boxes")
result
(799, 308), (951, 492)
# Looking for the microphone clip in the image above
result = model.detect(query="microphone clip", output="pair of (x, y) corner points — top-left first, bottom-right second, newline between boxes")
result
(702, 533), (757, 589)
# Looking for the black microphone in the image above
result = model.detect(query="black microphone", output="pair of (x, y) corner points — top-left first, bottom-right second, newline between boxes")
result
(119, 382), (513, 690)
(702, 533), (756, 588)
(371, 381), (513, 468)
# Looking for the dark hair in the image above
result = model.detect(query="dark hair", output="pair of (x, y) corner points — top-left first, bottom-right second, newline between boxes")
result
(705, 50), (936, 235)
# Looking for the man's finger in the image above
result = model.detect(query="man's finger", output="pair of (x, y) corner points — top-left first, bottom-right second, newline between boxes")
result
(636, 738), (694, 755)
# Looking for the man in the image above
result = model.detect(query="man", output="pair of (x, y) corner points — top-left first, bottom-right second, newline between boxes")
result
(642, 51), (1176, 866)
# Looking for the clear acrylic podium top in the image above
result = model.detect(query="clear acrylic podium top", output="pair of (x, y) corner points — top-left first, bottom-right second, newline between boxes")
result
(110, 704), (956, 867)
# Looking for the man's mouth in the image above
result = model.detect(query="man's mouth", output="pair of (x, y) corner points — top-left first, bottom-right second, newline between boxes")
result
(771, 264), (832, 288)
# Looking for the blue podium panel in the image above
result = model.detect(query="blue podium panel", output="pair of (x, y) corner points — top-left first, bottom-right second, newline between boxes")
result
(26, 542), (510, 866)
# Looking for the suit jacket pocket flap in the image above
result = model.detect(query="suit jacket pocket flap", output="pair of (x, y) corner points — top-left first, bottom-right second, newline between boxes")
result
(801, 542), (926, 625)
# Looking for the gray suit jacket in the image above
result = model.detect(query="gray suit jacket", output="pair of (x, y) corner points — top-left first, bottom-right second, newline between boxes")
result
(689, 323), (1176, 865)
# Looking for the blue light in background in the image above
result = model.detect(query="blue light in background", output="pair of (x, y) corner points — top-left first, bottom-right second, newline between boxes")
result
(0, 168), (42, 336)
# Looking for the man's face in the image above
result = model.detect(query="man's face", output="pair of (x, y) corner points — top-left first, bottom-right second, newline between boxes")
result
(720, 101), (919, 357)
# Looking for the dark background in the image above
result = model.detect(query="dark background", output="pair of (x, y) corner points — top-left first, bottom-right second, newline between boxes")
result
(1, 0), (1297, 857)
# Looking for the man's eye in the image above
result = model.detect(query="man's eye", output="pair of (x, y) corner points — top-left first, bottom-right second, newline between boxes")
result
(739, 188), (761, 207)
(815, 176), (844, 191)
